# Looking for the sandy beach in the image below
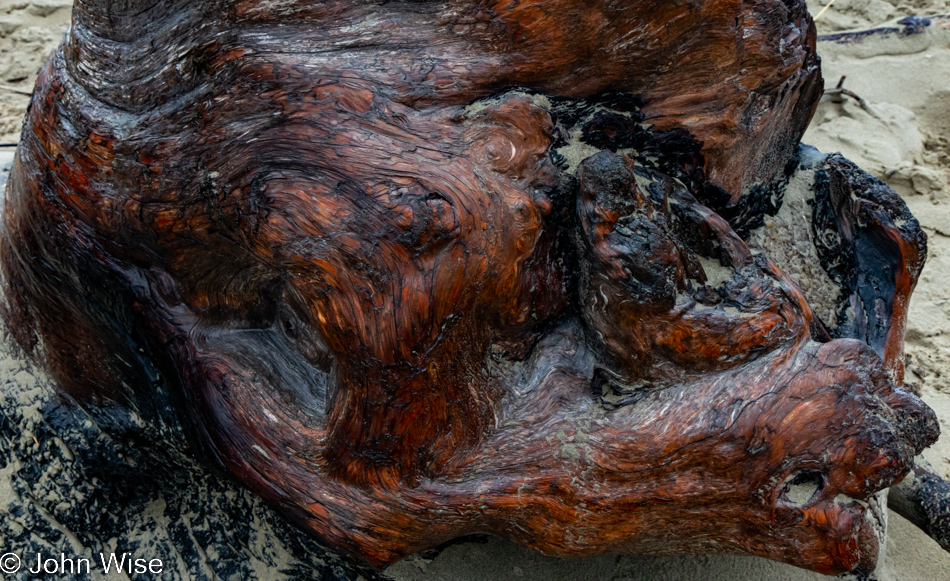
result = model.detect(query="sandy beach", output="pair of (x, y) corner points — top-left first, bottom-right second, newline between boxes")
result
(1, 1), (949, 579)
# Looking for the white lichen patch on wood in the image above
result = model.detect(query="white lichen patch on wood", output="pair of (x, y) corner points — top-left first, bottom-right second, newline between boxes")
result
(555, 125), (603, 175)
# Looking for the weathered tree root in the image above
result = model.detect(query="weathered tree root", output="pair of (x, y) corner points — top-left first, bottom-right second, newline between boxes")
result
(0, 0), (943, 576)
(890, 460), (950, 553)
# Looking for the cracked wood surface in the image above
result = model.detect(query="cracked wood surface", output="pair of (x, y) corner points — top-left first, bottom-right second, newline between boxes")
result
(0, 0), (941, 575)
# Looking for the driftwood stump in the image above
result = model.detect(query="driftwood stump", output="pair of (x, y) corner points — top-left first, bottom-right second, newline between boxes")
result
(0, 0), (943, 575)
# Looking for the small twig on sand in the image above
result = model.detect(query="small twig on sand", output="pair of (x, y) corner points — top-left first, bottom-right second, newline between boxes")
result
(814, 0), (837, 20)
(0, 143), (19, 148)
(824, 75), (875, 115)
(0, 84), (32, 96)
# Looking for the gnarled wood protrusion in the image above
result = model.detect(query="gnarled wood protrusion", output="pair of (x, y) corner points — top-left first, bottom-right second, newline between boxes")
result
(0, 0), (941, 575)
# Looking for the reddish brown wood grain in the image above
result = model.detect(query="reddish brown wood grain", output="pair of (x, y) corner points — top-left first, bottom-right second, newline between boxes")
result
(0, 0), (940, 575)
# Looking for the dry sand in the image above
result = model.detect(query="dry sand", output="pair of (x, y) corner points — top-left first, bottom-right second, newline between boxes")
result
(0, 0), (70, 142)
(1, 1), (949, 579)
